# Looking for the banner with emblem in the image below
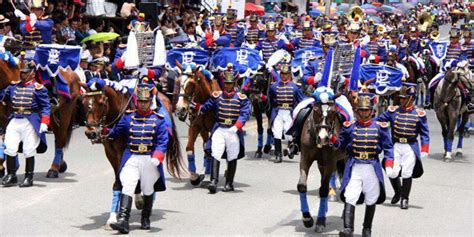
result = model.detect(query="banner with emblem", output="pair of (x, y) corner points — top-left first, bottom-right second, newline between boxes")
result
(429, 41), (448, 65)
(291, 46), (324, 77)
(34, 44), (82, 77)
(165, 48), (210, 71)
(211, 47), (263, 77)
(360, 64), (403, 95)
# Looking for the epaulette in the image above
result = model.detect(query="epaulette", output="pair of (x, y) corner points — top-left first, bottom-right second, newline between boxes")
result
(343, 120), (355, 127)
(11, 80), (20, 85)
(388, 105), (399, 112)
(416, 108), (426, 117)
(34, 82), (44, 90)
(125, 109), (136, 114)
(212, 91), (222, 98)
(152, 111), (165, 118)
(237, 92), (247, 100)
(376, 121), (389, 128)
(461, 46), (467, 51)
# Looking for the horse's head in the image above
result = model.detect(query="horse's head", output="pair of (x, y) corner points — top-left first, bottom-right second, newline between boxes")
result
(82, 88), (109, 143)
(175, 62), (205, 121)
(311, 90), (338, 148)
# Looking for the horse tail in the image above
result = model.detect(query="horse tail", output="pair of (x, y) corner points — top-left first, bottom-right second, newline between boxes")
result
(165, 115), (186, 180)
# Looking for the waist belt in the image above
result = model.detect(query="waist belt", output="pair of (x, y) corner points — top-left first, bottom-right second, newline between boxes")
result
(14, 108), (38, 115)
(220, 118), (235, 126)
(278, 103), (291, 109)
(129, 144), (153, 153)
(354, 152), (377, 160)
(394, 137), (417, 143)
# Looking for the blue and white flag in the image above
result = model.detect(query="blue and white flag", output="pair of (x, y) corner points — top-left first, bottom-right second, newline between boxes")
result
(429, 41), (448, 65)
(319, 47), (334, 88)
(211, 47), (263, 77)
(34, 44), (82, 77)
(360, 64), (403, 95)
(284, 24), (295, 35)
(291, 46), (324, 77)
(165, 48), (210, 70)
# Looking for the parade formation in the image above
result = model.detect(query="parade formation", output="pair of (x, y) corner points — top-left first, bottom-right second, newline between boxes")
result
(0, 0), (473, 236)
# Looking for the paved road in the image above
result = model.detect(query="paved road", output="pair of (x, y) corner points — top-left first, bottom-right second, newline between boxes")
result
(0, 110), (472, 236)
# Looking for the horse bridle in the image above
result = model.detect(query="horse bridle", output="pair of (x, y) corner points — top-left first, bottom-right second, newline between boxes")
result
(177, 73), (201, 122)
(309, 101), (337, 148)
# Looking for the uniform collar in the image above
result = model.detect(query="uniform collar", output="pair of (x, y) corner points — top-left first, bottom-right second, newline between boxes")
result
(223, 89), (235, 98)
(136, 110), (153, 117)
(280, 79), (291, 85)
(357, 119), (373, 127)
(401, 105), (414, 112)
(22, 79), (35, 86)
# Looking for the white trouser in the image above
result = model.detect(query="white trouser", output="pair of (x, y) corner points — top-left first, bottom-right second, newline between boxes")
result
(386, 143), (416, 179)
(345, 163), (380, 206)
(211, 127), (240, 161)
(4, 118), (40, 157)
(272, 110), (292, 140)
(120, 154), (160, 196)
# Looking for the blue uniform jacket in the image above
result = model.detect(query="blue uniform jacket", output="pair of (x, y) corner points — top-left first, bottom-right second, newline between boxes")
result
(200, 90), (250, 159)
(291, 37), (322, 49)
(3, 81), (51, 153)
(268, 80), (305, 125)
(108, 110), (169, 191)
(378, 106), (429, 178)
(20, 18), (54, 44)
(334, 119), (394, 205)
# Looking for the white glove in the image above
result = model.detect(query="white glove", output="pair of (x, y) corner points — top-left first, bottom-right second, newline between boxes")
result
(14, 9), (26, 20)
(150, 157), (161, 166)
(138, 67), (148, 77)
(421, 152), (429, 159)
(228, 126), (238, 134)
(213, 30), (220, 41)
(279, 34), (289, 45)
(39, 123), (49, 133)
(457, 60), (468, 68)
(29, 13), (37, 27)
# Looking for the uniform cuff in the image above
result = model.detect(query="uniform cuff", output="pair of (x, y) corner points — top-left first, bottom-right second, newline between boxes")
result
(375, 55), (381, 63)
(385, 159), (394, 168)
(421, 144), (429, 153)
(234, 120), (243, 130)
(41, 116), (50, 125)
(307, 76), (315, 86)
(148, 69), (155, 78)
(152, 151), (165, 163)
(116, 58), (124, 69)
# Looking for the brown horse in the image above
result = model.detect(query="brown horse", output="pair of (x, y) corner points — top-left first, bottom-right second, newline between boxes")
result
(297, 96), (346, 233)
(82, 82), (185, 226)
(175, 62), (221, 185)
(434, 66), (470, 161)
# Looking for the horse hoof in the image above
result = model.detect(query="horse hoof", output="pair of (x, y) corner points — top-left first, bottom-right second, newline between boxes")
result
(315, 218), (326, 233)
(297, 184), (307, 193)
(104, 213), (117, 230)
(135, 194), (144, 210)
(46, 170), (59, 178)
(59, 162), (68, 173)
(263, 145), (272, 154)
(254, 151), (263, 158)
(190, 174), (205, 186)
(456, 149), (462, 157)
(302, 212), (314, 228)
(283, 149), (289, 157)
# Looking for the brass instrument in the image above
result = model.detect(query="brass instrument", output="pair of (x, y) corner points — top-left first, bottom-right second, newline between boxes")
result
(417, 12), (433, 32)
(347, 6), (364, 24)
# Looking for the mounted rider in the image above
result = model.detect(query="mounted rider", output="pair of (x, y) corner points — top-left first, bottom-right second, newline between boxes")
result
(378, 82), (429, 209)
(15, 0), (54, 47)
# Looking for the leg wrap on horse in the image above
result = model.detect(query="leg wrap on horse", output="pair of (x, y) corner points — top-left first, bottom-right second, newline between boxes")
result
(266, 129), (274, 146)
(187, 153), (196, 173)
(53, 148), (63, 166)
(111, 190), (121, 213)
(257, 133), (264, 148)
(317, 197), (329, 218)
(446, 139), (454, 152)
(457, 135), (464, 149)
(299, 192), (310, 213)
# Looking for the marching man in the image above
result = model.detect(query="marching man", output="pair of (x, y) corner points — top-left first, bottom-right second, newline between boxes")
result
(101, 83), (169, 234)
(378, 82), (429, 209)
(16, 0), (54, 46)
(2, 58), (51, 187)
(268, 59), (305, 163)
(330, 92), (394, 237)
(199, 68), (250, 194)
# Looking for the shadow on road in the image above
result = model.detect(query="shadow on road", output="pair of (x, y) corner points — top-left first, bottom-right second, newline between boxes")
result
(73, 209), (180, 232)
(34, 172), (78, 183)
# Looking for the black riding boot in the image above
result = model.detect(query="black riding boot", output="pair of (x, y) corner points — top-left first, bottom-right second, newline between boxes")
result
(274, 139), (282, 163)
(362, 205), (376, 237)
(223, 160), (237, 192)
(254, 146), (263, 158)
(141, 195), (154, 230)
(389, 178), (401, 204)
(2, 155), (17, 186)
(208, 158), (220, 194)
(110, 194), (132, 234)
(339, 203), (355, 237)
(465, 91), (474, 112)
(400, 178), (412, 209)
(19, 157), (34, 187)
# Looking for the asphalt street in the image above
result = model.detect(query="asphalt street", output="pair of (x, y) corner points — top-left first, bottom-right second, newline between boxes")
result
(0, 110), (472, 236)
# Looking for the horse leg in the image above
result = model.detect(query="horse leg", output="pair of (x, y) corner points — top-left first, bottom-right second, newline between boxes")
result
(200, 131), (211, 176)
(315, 164), (332, 233)
(328, 172), (338, 202)
(456, 112), (469, 157)
(253, 100), (264, 158)
(445, 115), (457, 161)
(298, 155), (314, 228)
(264, 107), (273, 154)
(187, 125), (202, 185)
